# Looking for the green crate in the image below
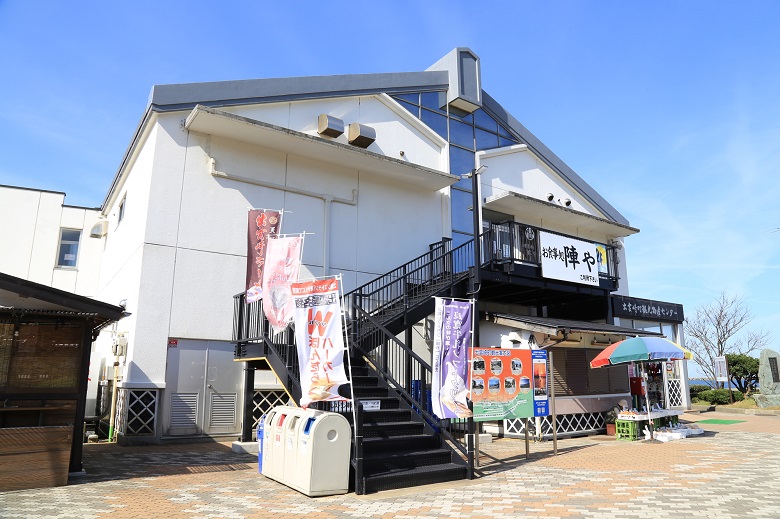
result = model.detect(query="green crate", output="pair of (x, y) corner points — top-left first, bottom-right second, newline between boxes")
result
(615, 419), (639, 441)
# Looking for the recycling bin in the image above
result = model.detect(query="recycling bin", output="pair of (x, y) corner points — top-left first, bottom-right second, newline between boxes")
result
(285, 409), (351, 497)
(262, 406), (304, 482)
(257, 414), (265, 473)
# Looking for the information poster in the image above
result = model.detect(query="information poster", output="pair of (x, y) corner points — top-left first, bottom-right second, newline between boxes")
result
(470, 348), (542, 421)
(532, 349), (549, 416)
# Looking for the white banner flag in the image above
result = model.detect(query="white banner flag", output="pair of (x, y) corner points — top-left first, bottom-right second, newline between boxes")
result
(262, 235), (302, 334)
(292, 277), (351, 408)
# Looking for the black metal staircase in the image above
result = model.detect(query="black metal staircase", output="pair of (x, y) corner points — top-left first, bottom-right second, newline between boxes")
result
(233, 236), (481, 493)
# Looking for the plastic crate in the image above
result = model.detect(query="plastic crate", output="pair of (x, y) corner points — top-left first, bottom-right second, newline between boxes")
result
(615, 419), (639, 441)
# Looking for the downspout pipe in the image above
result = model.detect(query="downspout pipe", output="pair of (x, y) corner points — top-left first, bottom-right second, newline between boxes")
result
(210, 158), (358, 276)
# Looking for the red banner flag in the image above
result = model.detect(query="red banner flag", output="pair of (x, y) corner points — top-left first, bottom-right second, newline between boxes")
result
(262, 235), (302, 333)
(246, 209), (282, 303)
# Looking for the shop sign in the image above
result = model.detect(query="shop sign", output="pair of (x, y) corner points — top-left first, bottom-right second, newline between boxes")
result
(612, 295), (684, 322)
(469, 347), (548, 421)
(539, 231), (600, 286)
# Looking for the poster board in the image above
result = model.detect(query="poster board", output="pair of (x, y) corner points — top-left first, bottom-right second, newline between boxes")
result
(470, 348), (548, 422)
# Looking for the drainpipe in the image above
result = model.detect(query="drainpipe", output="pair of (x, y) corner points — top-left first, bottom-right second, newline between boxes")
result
(107, 355), (119, 442)
(210, 158), (358, 275)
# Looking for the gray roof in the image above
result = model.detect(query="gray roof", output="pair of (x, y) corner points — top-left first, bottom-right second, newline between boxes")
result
(105, 60), (629, 226)
(492, 314), (664, 337)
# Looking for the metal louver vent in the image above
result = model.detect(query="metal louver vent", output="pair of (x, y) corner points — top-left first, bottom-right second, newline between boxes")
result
(170, 393), (198, 428)
(210, 393), (237, 428)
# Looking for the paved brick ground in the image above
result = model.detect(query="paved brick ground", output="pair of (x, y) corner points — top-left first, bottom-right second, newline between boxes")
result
(1, 412), (778, 518)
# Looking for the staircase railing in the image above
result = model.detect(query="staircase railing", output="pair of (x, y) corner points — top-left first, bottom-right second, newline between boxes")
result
(234, 233), (490, 490)
(351, 304), (473, 463)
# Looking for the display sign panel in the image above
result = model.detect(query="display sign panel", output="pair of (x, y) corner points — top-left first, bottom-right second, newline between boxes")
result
(469, 348), (548, 421)
(539, 231), (601, 286)
(714, 356), (728, 383)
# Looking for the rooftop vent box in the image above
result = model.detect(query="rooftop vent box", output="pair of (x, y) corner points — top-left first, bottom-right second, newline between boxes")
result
(348, 123), (376, 148)
(90, 220), (108, 238)
(317, 114), (344, 138)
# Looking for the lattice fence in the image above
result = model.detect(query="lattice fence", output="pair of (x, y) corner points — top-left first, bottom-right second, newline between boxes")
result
(251, 390), (288, 433)
(505, 412), (606, 439)
(667, 379), (683, 407)
(120, 389), (158, 436)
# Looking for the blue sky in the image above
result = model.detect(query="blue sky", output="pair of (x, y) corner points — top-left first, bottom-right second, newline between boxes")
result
(1, 1), (778, 367)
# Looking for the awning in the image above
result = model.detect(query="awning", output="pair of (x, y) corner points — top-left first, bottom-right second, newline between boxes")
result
(0, 272), (128, 333)
(490, 313), (664, 338)
(483, 191), (639, 238)
(185, 105), (459, 191)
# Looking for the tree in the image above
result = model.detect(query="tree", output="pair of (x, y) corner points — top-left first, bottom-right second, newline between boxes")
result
(684, 291), (770, 387)
(725, 353), (759, 394)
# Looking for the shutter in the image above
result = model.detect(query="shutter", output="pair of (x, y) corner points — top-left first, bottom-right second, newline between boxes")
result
(608, 364), (630, 393)
(549, 348), (570, 395)
(209, 393), (237, 428)
(170, 393), (198, 428)
(586, 349), (611, 394)
(565, 349), (588, 394)
(0, 324), (13, 389)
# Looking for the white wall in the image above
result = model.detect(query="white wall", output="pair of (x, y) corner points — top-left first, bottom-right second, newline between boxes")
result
(0, 186), (102, 296)
(224, 95), (446, 173)
(97, 96), (449, 388)
(479, 145), (602, 220)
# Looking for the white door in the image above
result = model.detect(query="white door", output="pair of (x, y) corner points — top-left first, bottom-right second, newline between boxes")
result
(164, 340), (243, 436)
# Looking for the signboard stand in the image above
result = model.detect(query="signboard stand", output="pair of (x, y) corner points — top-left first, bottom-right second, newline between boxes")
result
(524, 418), (530, 460)
(550, 351), (558, 456)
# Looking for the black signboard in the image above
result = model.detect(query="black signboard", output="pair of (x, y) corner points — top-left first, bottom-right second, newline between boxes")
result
(611, 295), (684, 323)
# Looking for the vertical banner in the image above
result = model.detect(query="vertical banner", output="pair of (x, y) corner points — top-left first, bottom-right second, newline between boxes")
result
(431, 298), (473, 419)
(245, 209), (282, 303)
(532, 350), (549, 416)
(292, 277), (350, 408)
(262, 235), (302, 334)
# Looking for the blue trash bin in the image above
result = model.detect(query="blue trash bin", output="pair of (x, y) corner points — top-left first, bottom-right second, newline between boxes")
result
(257, 416), (265, 473)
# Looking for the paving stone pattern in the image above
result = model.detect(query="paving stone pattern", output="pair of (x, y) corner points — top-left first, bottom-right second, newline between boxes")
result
(1, 412), (778, 518)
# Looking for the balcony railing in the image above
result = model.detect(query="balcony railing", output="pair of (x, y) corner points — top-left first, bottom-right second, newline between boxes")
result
(484, 220), (620, 284)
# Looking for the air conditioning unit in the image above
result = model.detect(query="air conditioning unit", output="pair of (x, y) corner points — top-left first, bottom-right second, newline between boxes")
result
(90, 220), (108, 238)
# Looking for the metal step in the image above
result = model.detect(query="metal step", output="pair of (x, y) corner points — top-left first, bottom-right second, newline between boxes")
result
(362, 433), (440, 454)
(352, 386), (389, 398)
(354, 397), (399, 410)
(363, 463), (468, 494)
(363, 448), (454, 473)
(362, 420), (424, 438)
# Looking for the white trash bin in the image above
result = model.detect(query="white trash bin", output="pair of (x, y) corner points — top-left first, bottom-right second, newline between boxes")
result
(262, 406), (304, 483)
(287, 409), (351, 497)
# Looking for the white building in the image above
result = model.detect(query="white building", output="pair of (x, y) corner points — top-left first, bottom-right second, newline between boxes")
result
(1, 48), (689, 465)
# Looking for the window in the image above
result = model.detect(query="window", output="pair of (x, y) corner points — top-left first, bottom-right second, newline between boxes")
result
(118, 195), (126, 224)
(56, 229), (81, 268)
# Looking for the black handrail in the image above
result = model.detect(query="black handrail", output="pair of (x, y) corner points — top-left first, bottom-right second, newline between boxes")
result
(351, 304), (471, 460)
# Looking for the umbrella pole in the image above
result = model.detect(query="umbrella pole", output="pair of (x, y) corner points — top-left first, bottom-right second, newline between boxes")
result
(642, 364), (653, 440)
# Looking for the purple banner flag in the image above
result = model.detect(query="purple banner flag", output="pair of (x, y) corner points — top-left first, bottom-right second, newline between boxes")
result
(431, 298), (474, 419)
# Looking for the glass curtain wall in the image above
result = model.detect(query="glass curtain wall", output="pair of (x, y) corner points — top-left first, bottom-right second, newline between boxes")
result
(392, 92), (520, 247)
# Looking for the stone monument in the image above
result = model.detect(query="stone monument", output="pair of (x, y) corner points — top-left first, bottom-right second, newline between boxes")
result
(753, 348), (780, 408)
